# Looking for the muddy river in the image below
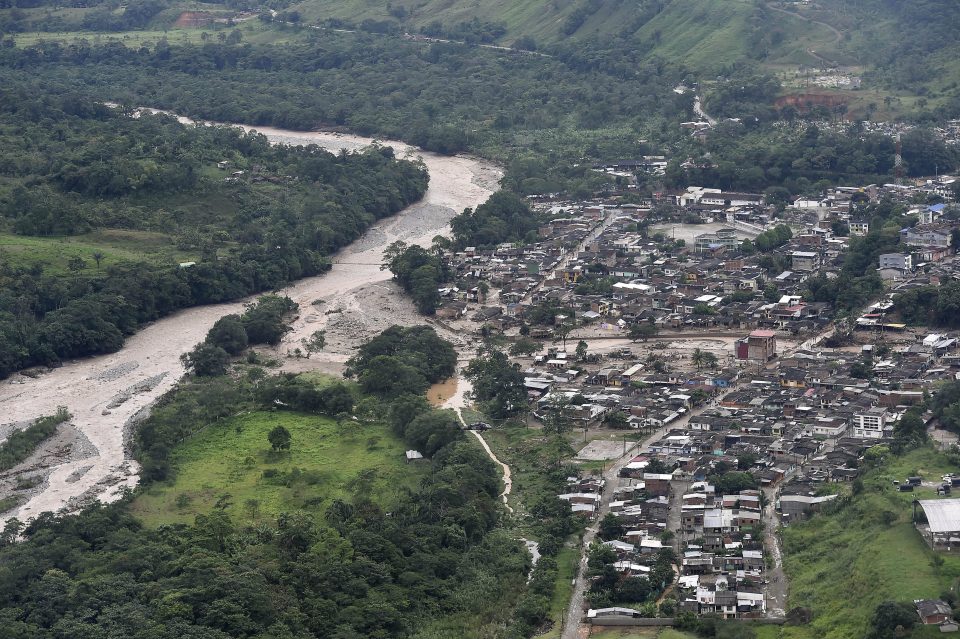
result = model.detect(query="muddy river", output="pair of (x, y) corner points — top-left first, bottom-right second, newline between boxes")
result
(0, 116), (501, 523)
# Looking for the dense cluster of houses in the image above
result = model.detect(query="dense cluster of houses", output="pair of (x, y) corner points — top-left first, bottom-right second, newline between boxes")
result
(572, 329), (960, 621)
(465, 178), (960, 625)
(442, 182), (959, 341)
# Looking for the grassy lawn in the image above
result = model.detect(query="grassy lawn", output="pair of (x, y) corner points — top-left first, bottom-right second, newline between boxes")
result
(484, 422), (556, 520)
(782, 446), (960, 639)
(131, 410), (426, 527)
(552, 544), (579, 619)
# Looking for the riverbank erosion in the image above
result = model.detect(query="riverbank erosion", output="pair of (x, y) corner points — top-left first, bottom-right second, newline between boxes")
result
(0, 120), (501, 524)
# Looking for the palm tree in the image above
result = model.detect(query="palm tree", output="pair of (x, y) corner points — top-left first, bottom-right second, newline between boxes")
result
(92, 251), (105, 271)
(691, 348), (705, 371)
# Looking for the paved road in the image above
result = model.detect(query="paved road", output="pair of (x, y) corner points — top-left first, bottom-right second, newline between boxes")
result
(560, 443), (640, 639)
(757, 320), (838, 617)
(525, 212), (621, 308)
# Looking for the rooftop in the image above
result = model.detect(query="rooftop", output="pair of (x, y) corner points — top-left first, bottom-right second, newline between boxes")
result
(919, 499), (960, 533)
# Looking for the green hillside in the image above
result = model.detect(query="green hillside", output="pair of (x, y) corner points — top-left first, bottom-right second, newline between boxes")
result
(2, 0), (957, 108)
(289, 0), (846, 64)
(291, 0), (663, 46)
(287, 0), (957, 103)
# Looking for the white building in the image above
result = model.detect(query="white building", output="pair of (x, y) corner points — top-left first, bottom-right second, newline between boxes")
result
(878, 253), (912, 270)
(852, 407), (888, 438)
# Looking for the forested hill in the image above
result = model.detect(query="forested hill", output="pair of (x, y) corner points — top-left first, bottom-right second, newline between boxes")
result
(287, 0), (958, 71)
(4, 0), (957, 108)
(290, 0), (960, 105)
(0, 76), (428, 377)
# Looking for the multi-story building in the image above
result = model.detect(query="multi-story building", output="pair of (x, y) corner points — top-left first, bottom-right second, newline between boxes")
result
(735, 330), (777, 361)
(903, 226), (951, 248)
(852, 407), (888, 438)
(791, 251), (820, 271)
(694, 228), (741, 253)
(878, 253), (912, 270)
(849, 219), (870, 236)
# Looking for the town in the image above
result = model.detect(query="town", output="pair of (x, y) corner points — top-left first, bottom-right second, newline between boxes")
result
(424, 173), (960, 630)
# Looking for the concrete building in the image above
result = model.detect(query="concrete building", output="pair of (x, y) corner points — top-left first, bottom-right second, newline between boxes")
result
(849, 220), (870, 236)
(879, 253), (912, 270)
(852, 407), (888, 438)
(779, 494), (838, 520)
(735, 329), (777, 361)
(791, 251), (820, 271)
(694, 228), (741, 253)
(903, 227), (951, 248)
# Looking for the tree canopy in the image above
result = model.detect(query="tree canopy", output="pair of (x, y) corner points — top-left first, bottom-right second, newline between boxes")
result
(347, 325), (457, 397)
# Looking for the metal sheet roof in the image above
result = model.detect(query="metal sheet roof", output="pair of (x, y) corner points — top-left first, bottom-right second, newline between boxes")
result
(919, 499), (960, 533)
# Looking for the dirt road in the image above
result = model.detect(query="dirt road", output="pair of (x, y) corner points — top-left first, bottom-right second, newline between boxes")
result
(0, 116), (500, 524)
(442, 374), (515, 513)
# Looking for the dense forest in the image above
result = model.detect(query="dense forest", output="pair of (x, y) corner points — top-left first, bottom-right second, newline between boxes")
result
(0, 397), (527, 639)
(0, 76), (428, 377)
(894, 279), (960, 329)
(450, 192), (539, 249)
(0, 33), (685, 155)
(666, 122), (960, 194)
(384, 242), (448, 315)
(0, 326), (540, 638)
(345, 325), (457, 398)
(2, 28), (952, 203)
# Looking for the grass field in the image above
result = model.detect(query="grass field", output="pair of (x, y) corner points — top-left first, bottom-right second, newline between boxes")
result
(131, 410), (426, 527)
(782, 446), (960, 639)
(11, 20), (307, 49)
(0, 229), (193, 275)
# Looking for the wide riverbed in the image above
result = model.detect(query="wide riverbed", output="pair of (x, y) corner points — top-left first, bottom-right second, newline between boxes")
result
(0, 117), (501, 523)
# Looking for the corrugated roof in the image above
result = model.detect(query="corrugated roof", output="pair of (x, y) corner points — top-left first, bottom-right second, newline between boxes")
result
(919, 499), (960, 533)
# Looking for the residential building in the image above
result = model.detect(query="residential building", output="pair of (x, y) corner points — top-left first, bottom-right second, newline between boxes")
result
(695, 228), (741, 253)
(903, 226), (951, 248)
(879, 253), (912, 270)
(791, 251), (820, 271)
(852, 407), (888, 438)
(916, 600), (955, 626)
(735, 330), (777, 361)
(849, 219), (870, 236)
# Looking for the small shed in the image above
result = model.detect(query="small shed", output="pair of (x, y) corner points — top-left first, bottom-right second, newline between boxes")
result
(405, 450), (425, 463)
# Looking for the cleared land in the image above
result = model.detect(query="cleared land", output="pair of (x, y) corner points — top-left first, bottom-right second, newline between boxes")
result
(131, 411), (426, 527)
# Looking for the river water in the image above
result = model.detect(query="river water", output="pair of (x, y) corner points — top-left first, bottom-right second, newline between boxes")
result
(0, 117), (501, 523)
